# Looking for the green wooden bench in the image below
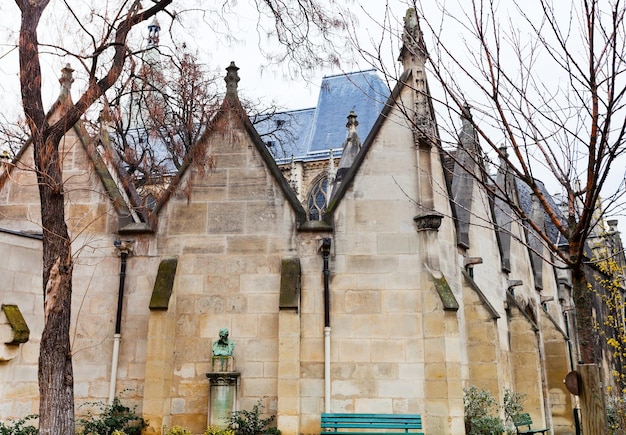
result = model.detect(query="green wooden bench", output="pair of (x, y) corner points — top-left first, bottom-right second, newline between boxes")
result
(513, 413), (549, 435)
(321, 413), (424, 435)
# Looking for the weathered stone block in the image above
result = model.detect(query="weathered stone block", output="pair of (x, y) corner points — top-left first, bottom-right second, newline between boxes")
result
(345, 255), (399, 274)
(168, 204), (207, 235)
(337, 339), (371, 362)
(226, 236), (268, 254)
(241, 378), (277, 397)
(206, 202), (245, 233)
(332, 379), (375, 397)
(240, 273), (280, 294)
(345, 290), (380, 314)
(376, 233), (412, 254)
(228, 168), (270, 201)
(354, 398), (393, 413)
(378, 380), (416, 398)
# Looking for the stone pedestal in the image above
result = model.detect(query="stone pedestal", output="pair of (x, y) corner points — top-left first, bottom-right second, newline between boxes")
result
(206, 356), (240, 428)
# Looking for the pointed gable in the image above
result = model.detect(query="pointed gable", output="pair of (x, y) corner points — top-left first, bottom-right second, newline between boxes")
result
(153, 62), (306, 227)
(326, 8), (446, 221)
(0, 64), (143, 235)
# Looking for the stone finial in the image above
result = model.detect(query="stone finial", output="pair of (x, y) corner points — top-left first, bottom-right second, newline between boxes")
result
(327, 148), (336, 193)
(225, 62), (240, 98)
(59, 64), (74, 97)
(148, 17), (160, 46)
(289, 155), (299, 195)
(498, 145), (509, 165)
(399, 8), (427, 66)
(346, 111), (359, 133)
(461, 103), (472, 120)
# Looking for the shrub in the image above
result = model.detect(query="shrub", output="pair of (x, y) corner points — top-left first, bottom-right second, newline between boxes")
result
(503, 388), (526, 435)
(164, 426), (192, 435)
(205, 425), (235, 435)
(76, 397), (146, 435)
(0, 415), (38, 435)
(464, 385), (505, 435)
(607, 395), (626, 435)
(228, 400), (280, 435)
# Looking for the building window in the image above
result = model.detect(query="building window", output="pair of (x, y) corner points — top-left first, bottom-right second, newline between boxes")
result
(307, 176), (329, 221)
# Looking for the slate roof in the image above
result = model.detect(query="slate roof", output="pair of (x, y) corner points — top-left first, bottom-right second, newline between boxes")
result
(516, 179), (568, 248)
(257, 69), (390, 164)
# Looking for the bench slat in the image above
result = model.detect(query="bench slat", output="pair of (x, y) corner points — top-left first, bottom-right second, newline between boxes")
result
(322, 416), (422, 422)
(512, 413), (548, 435)
(323, 432), (424, 435)
(322, 422), (422, 429)
(323, 414), (422, 418)
(324, 419), (422, 422)
(321, 413), (423, 433)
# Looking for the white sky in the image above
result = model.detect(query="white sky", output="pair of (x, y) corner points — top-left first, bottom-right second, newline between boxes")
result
(0, 0), (411, 115)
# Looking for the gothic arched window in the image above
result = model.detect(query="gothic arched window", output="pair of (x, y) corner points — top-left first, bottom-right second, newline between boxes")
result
(307, 176), (330, 221)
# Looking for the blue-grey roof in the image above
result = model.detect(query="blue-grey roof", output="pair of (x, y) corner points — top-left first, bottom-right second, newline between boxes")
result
(258, 70), (390, 164)
(516, 179), (567, 247)
(252, 108), (315, 161)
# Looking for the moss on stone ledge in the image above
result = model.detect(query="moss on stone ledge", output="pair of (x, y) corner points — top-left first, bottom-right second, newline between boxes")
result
(149, 258), (178, 310)
(2, 304), (30, 344)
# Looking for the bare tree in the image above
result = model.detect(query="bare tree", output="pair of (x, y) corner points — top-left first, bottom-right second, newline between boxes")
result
(12, 1), (350, 433)
(359, 0), (626, 366)
(0, 114), (29, 157)
(102, 47), (222, 186)
(103, 46), (291, 194)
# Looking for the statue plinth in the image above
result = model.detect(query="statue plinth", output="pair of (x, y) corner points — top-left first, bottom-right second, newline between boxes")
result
(211, 355), (235, 372)
(207, 356), (240, 428)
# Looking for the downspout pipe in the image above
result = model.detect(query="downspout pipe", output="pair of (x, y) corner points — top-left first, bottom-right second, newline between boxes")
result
(321, 238), (332, 414)
(109, 240), (132, 404)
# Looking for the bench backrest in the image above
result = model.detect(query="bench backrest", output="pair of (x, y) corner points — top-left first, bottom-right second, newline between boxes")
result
(513, 413), (533, 428)
(321, 413), (423, 431)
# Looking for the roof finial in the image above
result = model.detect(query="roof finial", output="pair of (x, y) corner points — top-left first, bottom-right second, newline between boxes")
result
(399, 8), (428, 68)
(148, 17), (160, 47)
(346, 111), (359, 133)
(59, 64), (74, 97)
(225, 61), (240, 98)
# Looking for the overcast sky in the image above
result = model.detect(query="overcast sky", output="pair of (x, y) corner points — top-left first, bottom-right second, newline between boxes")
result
(0, 0), (412, 114)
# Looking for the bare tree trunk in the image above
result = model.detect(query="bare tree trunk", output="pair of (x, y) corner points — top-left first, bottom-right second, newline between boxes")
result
(14, 1), (75, 432)
(568, 233), (598, 365)
(36, 135), (74, 434)
(572, 266), (595, 365)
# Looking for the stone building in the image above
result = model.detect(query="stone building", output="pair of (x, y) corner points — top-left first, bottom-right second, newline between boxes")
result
(2, 9), (622, 435)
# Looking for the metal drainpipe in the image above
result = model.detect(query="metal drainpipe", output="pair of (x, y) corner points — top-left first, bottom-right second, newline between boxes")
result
(109, 240), (131, 404)
(321, 238), (332, 414)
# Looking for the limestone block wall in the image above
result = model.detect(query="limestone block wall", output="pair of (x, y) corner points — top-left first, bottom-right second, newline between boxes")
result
(0, 233), (136, 420)
(0, 127), (119, 236)
(0, 150), (42, 233)
(295, 96), (468, 435)
(462, 282), (502, 396)
(541, 311), (575, 434)
(297, 233), (330, 435)
(509, 307), (547, 428)
(143, 113), (299, 434)
(0, 233), (43, 418)
(0, 122), (141, 420)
